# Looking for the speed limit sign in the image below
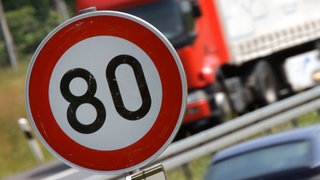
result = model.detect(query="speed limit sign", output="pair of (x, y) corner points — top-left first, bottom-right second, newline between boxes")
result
(25, 11), (187, 174)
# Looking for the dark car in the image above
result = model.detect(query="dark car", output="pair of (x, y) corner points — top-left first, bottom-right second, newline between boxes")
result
(205, 124), (320, 180)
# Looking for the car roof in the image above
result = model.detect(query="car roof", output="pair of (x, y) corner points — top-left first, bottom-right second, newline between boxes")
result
(213, 124), (320, 163)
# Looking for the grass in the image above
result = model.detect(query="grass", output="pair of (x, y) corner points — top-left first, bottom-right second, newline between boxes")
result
(0, 62), (31, 176)
(0, 62), (54, 178)
(1, 61), (320, 179)
(167, 155), (212, 180)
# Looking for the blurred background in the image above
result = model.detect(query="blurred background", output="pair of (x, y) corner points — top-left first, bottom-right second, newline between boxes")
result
(0, 0), (320, 179)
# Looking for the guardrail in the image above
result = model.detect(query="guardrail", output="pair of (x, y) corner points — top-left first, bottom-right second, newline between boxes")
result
(157, 86), (320, 169)
(100, 86), (320, 179)
(159, 87), (320, 170)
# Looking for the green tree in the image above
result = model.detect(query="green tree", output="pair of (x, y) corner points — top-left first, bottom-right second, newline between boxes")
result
(30, 0), (51, 21)
(3, 0), (30, 11)
(5, 6), (63, 60)
(0, 0), (76, 66)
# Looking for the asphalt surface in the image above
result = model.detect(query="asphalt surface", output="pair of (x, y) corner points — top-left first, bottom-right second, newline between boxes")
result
(3, 160), (108, 180)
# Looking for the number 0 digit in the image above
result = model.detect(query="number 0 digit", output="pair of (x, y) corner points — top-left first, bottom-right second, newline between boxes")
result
(106, 55), (152, 120)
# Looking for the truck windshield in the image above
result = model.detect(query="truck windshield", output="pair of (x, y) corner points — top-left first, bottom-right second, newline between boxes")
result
(123, 0), (184, 42)
(205, 141), (311, 180)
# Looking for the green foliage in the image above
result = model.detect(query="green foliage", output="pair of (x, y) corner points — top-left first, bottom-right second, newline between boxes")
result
(5, 6), (63, 61)
(0, 38), (7, 66)
(29, 0), (51, 21)
(2, 0), (31, 11)
(0, 0), (76, 66)
(66, 0), (76, 13)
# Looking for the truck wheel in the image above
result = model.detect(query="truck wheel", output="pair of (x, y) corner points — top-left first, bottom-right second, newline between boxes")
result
(215, 69), (236, 122)
(253, 61), (278, 106)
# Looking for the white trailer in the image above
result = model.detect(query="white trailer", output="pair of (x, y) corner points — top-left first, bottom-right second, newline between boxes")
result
(214, 0), (320, 114)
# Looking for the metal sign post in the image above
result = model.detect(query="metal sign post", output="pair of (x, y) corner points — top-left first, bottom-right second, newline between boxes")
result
(126, 165), (167, 180)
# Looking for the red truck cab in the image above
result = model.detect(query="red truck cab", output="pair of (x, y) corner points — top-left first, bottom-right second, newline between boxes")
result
(76, 0), (228, 136)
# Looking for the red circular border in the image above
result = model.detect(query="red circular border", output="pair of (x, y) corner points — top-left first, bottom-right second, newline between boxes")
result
(27, 12), (184, 172)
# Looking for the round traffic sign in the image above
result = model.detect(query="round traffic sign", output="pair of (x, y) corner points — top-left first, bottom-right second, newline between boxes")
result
(25, 11), (187, 174)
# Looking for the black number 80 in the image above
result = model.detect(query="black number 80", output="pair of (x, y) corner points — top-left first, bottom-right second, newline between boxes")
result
(60, 55), (152, 134)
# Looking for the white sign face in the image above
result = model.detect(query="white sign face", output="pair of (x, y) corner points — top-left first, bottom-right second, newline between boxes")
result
(49, 36), (162, 150)
(25, 11), (187, 174)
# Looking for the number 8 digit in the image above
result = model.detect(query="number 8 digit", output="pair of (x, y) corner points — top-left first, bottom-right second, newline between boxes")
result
(60, 68), (106, 134)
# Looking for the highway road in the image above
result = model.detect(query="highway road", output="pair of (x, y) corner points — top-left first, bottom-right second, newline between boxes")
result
(3, 160), (108, 180)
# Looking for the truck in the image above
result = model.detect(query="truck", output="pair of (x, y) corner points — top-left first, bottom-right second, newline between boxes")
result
(76, 0), (320, 137)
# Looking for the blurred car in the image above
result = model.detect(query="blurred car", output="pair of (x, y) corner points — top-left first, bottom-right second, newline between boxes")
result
(204, 124), (320, 180)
